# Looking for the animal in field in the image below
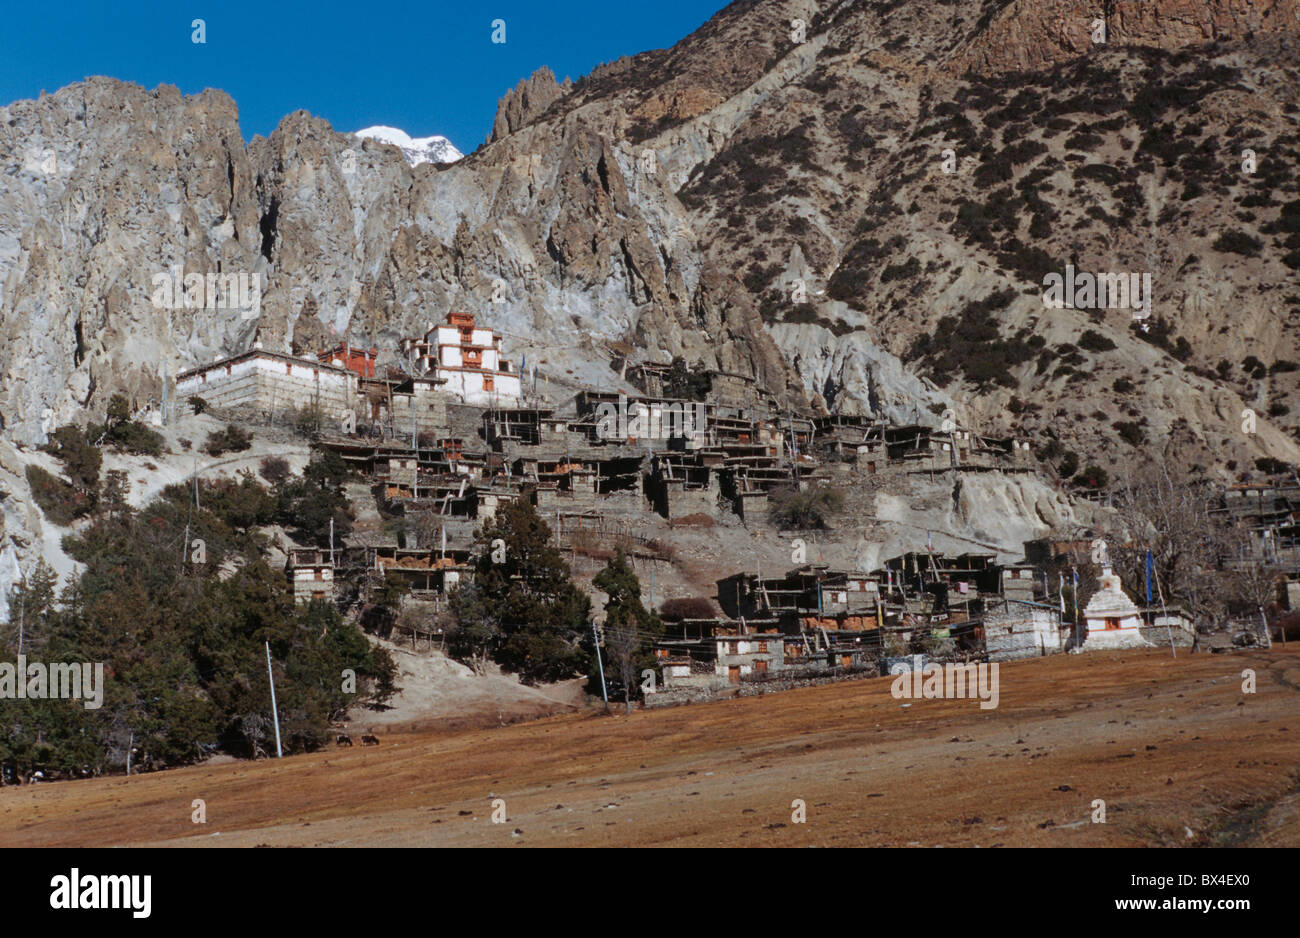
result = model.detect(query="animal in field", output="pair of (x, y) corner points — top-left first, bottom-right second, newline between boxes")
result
(360, 733), (380, 746)
(336, 734), (353, 747)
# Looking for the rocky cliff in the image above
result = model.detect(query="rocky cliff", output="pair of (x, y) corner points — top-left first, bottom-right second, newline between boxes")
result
(3, 0), (1300, 585)
(953, 0), (1300, 76)
(0, 72), (799, 449)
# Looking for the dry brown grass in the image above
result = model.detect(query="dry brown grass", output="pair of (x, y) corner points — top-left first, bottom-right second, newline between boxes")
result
(2, 647), (1297, 847)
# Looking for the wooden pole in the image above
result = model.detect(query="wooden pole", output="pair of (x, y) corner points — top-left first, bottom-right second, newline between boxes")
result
(1151, 562), (1175, 658)
(266, 641), (284, 757)
(592, 622), (609, 713)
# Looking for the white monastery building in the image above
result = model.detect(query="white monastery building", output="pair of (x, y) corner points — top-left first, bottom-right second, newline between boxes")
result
(402, 312), (522, 406)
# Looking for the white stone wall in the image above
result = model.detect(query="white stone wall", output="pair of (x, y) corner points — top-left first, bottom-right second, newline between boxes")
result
(1083, 612), (1150, 649)
(178, 355), (357, 414)
(441, 368), (522, 405)
(292, 567), (334, 603)
(985, 604), (1064, 661)
(391, 387), (448, 434)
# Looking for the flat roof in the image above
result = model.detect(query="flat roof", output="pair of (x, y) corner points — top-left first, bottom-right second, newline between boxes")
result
(177, 348), (355, 381)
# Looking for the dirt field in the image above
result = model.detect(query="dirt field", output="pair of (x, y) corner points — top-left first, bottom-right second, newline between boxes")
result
(3, 647), (1298, 847)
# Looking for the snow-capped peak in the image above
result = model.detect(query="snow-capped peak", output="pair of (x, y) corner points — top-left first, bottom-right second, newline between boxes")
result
(353, 126), (463, 166)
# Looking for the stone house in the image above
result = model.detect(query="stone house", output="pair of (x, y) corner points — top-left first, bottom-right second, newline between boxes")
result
(177, 345), (358, 416)
(983, 598), (1065, 660)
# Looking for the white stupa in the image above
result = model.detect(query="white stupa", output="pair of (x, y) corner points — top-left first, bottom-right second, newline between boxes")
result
(1082, 566), (1150, 650)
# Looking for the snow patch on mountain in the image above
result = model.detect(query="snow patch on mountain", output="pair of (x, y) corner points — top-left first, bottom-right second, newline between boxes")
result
(353, 126), (462, 166)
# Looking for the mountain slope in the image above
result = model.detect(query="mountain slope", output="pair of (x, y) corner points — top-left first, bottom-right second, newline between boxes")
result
(514, 0), (1300, 475)
(2, 0), (1299, 478)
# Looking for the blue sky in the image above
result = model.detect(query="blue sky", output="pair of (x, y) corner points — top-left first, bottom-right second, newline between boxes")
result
(0, 0), (727, 154)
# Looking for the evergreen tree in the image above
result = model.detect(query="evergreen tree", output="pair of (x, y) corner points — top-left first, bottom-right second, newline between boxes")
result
(0, 467), (394, 781)
(273, 450), (353, 548)
(450, 499), (590, 684)
(44, 425), (102, 500)
(591, 549), (663, 712)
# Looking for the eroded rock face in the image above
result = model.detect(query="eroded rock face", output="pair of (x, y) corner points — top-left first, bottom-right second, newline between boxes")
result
(952, 0), (1300, 77)
(622, 0), (1300, 477)
(0, 69), (802, 450)
(489, 67), (570, 144)
(0, 80), (264, 445)
(633, 88), (727, 125)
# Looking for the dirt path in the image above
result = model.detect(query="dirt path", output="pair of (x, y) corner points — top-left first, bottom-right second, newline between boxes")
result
(3, 647), (1297, 847)
(354, 640), (588, 733)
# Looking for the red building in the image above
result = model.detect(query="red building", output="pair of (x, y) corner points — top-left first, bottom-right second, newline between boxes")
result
(318, 343), (379, 379)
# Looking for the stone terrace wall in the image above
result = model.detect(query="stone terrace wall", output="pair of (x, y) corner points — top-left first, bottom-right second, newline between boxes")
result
(179, 356), (356, 415)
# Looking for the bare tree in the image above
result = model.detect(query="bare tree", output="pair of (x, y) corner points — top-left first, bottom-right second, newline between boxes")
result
(1217, 520), (1280, 642)
(1107, 454), (1268, 629)
(604, 625), (641, 715)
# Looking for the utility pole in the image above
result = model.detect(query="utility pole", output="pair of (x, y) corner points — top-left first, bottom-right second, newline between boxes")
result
(265, 641), (284, 757)
(1159, 563), (1180, 657)
(592, 622), (609, 713)
(1071, 566), (1079, 634)
(17, 570), (25, 658)
(182, 464), (197, 570)
(787, 406), (799, 484)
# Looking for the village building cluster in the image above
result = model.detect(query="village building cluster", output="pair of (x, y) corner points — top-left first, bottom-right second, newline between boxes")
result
(642, 548), (1197, 706)
(171, 311), (1275, 707)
